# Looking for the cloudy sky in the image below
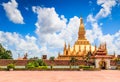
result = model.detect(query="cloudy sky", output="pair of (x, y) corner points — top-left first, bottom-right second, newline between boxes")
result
(0, 0), (120, 59)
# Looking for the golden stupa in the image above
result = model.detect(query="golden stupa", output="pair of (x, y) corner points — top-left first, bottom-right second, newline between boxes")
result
(57, 17), (96, 60)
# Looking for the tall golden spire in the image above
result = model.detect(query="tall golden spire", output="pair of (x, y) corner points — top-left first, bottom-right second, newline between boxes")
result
(75, 17), (90, 45)
(78, 17), (86, 40)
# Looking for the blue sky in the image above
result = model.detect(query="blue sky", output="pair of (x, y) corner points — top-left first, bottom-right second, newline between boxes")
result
(0, 0), (120, 59)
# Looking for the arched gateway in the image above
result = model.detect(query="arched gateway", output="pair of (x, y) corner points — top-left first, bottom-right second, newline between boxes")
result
(99, 60), (107, 69)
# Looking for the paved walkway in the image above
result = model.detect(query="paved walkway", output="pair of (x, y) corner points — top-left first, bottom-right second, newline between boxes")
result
(0, 70), (120, 82)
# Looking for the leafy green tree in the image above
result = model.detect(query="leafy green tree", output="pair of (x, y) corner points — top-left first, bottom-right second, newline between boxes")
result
(36, 59), (47, 66)
(85, 51), (92, 67)
(49, 56), (55, 69)
(70, 57), (77, 65)
(0, 43), (12, 59)
(49, 56), (55, 61)
(70, 57), (78, 69)
(29, 56), (39, 60)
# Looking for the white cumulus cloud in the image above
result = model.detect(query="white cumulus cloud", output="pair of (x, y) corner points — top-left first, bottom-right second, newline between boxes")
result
(95, 0), (116, 19)
(32, 6), (67, 34)
(0, 31), (41, 59)
(2, 0), (24, 24)
(86, 0), (120, 55)
(32, 6), (80, 56)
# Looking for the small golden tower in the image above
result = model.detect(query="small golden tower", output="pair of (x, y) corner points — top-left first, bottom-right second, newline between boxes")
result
(63, 42), (67, 55)
(68, 43), (71, 55)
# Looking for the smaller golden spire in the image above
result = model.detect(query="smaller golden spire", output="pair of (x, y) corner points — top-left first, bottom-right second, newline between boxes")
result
(72, 45), (76, 55)
(68, 43), (71, 55)
(64, 42), (66, 50)
(68, 43), (70, 50)
(73, 45), (75, 51)
(63, 42), (67, 55)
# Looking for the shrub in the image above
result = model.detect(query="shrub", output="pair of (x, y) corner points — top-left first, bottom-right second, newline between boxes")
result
(79, 65), (94, 70)
(50, 65), (53, 70)
(117, 66), (120, 70)
(0, 66), (2, 70)
(26, 62), (35, 69)
(33, 61), (39, 67)
(70, 65), (72, 69)
(37, 66), (48, 70)
(79, 65), (84, 69)
(26, 59), (47, 70)
(7, 63), (15, 70)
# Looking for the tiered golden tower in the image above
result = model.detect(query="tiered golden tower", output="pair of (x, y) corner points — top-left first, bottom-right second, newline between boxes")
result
(57, 17), (95, 60)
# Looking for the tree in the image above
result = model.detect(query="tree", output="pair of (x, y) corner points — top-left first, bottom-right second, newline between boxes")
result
(49, 56), (55, 61)
(36, 59), (47, 66)
(0, 43), (12, 59)
(29, 56), (39, 60)
(85, 51), (92, 67)
(49, 56), (55, 69)
(70, 57), (78, 69)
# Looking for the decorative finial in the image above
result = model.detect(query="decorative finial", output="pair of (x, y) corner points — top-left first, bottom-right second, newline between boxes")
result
(80, 17), (83, 24)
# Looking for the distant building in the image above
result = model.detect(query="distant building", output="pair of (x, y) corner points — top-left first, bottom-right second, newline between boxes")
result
(117, 55), (120, 58)
(42, 55), (47, 60)
(17, 53), (28, 60)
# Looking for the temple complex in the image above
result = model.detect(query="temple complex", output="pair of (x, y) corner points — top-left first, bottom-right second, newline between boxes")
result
(56, 17), (116, 69)
(57, 17), (96, 60)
